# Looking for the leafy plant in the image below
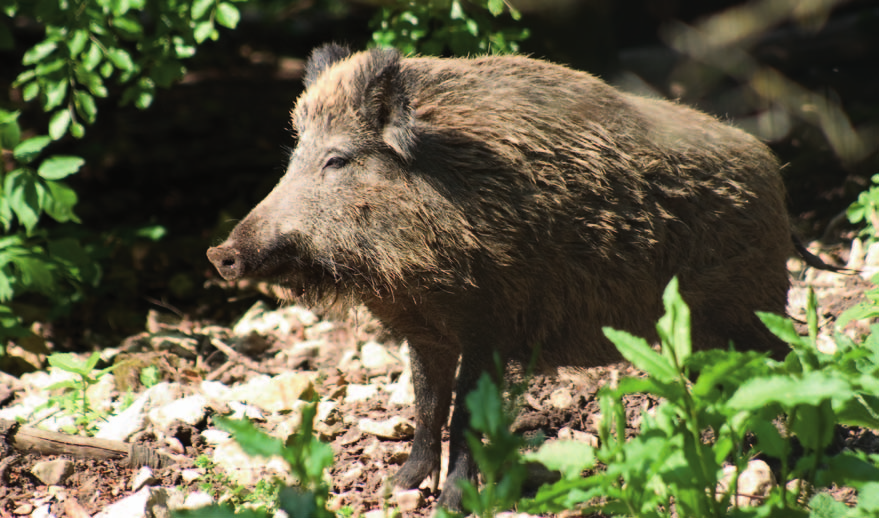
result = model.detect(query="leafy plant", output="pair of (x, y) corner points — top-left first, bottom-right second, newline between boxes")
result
(176, 401), (335, 518)
(847, 175), (879, 245)
(38, 351), (118, 434)
(518, 279), (879, 517)
(370, 0), (529, 56)
(0, 0), (245, 343)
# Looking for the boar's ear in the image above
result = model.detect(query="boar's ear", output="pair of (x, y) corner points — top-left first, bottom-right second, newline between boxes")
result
(360, 48), (416, 161)
(304, 43), (352, 88)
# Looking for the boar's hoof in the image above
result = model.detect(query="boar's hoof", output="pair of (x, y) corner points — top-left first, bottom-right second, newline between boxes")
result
(207, 245), (245, 281)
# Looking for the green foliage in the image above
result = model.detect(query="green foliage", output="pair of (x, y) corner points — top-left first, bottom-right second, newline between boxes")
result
(370, 0), (529, 56)
(37, 351), (119, 434)
(177, 402), (335, 518)
(0, 0), (246, 343)
(847, 175), (879, 245)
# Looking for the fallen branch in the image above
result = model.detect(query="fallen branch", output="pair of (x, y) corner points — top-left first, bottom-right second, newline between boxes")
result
(0, 418), (179, 469)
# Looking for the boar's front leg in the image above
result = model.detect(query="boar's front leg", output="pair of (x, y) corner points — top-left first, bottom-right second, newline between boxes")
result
(394, 339), (457, 494)
(435, 347), (494, 511)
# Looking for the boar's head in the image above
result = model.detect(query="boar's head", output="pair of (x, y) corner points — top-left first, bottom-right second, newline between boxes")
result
(207, 45), (478, 304)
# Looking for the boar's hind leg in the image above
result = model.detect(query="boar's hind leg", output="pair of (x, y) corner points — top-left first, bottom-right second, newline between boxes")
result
(394, 340), (457, 493)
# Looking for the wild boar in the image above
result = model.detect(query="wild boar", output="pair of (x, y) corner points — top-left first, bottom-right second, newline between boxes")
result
(207, 43), (793, 510)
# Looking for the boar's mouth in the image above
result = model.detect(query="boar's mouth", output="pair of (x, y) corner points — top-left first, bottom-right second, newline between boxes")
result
(207, 238), (357, 302)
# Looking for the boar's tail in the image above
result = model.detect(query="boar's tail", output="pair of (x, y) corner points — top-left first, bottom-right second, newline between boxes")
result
(792, 233), (854, 274)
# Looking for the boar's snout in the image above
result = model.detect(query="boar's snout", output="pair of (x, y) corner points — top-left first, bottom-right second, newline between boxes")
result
(207, 244), (246, 281)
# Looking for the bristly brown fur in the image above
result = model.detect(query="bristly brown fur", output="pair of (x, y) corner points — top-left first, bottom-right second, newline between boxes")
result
(208, 45), (795, 510)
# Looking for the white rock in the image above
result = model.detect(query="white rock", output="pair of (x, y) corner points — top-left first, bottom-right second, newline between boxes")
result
(177, 491), (214, 509)
(394, 489), (424, 512)
(344, 384), (379, 403)
(132, 467), (157, 492)
(93, 487), (171, 518)
(199, 380), (232, 401)
(364, 510), (389, 518)
(387, 369), (415, 406)
(360, 342), (399, 371)
(228, 372), (316, 413)
(148, 394), (208, 430)
(201, 429), (231, 446)
(31, 460), (74, 486)
(718, 460), (776, 506)
(549, 388), (574, 409)
(181, 469), (204, 484)
(557, 427), (599, 447)
(338, 350), (361, 374)
(315, 400), (339, 424)
(211, 437), (294, 487)
(31, 504), (54, 518)
(305, 321), (337, 341)
(359, 416), (415, 440)
(227, 401), (265, 421)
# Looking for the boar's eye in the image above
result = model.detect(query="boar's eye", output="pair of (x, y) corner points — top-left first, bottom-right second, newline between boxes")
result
(323, 156), (348, 170)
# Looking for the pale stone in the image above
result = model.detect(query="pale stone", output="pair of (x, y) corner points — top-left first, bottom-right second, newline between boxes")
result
(359, 416), (415, 440)
(93, 487), (171, 518)
(211, 437), (294, 487)
(148, 395), (208, 430)
(96, 383), (181, 441)
(131, 467), (157, 492)
(344, 384), (379, 403)
(31, 459), (74, 486)
(557, 427), (599, 447)
(549, 388), (574, 409)
(387, 369), (415, 406)
(228, 372), (316, 413)
(361, 342), (399, 371)
(394, 489), (424, 511)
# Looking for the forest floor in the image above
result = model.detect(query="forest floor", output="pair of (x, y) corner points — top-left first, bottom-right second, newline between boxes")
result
(0, 240), (876, 517)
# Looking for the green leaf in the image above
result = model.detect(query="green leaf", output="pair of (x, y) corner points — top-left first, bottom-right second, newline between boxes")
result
(808, 492), (849, 518)
(74, 90), (97, 124)
(42, 79), (68, 111)
(216, 417), (286, 459)
(112, 16), (142, 38)
(728, 372), (852, 410)
(22, 82), (40, 102)
(83, 43), (102, 70)
(523, 440), (595, 479)
(67, 30), (89, 56)
(191, 0), (214, 20)
(38, 156), (84, 180)
(0, 112), (21, 150)
(49, 110), (71, 140)
(107, 48), (134, 71)
(757, 311), (807, 346)
(657, 276), (691, 364)
(48, 351), (101, 376)
(13, 136), (51, 163)
(603, 327), (677, 382)
(110, 0), (130, 16)
(486, 0), (504, 16)
(43, 181), (80, 224)
(194, 21), (214, 43)
(215, 3), (240, 29)
(23, 40), (58, 65)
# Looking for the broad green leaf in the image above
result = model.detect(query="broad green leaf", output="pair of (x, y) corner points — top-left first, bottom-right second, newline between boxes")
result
(216, 416), (285, 459)
(83, 42), (102, 70)
(70, 122), (85, 139)
(13, 136), (51, 163)
(657, 276), (691, 364)
(523, 440), (595, 479)
(34, 57), (65, 76)
(49, 110), (71, 140)
(465, 374), (505, 436)
(22, 82), (40, 102)
(110, 0), (130, 16)
(67, 29), (89, 56)
(791, 399), (835, 450)
(23, 40), (58, 65)
(43, 180), (80, 223)
(756, 311), (806, 346)
(487, 0), (504, 16)
(42, 79), (68, 111)
(194, 21), (214, 43)
(603, 327), (677, 382)
(112, 16), (142, 38)
(107, 48), (134, 71)
(728, 372), (852, 410)
(74, 91), (97, 124)
(48, 351), (101, 376)
(215, 3), (240, 29)
(38, 156), (84, 180)
(0, 115), (20, 150)
(191, 0), (213, 20)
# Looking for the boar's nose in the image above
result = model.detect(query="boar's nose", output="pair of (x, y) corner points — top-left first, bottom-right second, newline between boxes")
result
(207, 245), (245, 281)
